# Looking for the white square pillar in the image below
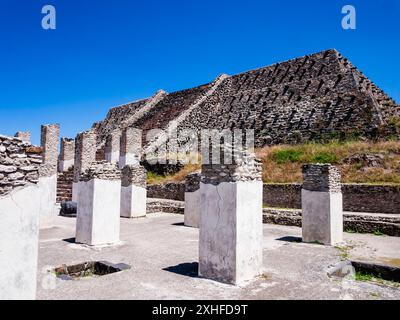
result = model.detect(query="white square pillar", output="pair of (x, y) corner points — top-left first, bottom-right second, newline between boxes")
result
(120, 165), (147, 218)
(199, 148), (263, 285)
(301, 164), (343, 246)
(76, 164), (121, 246)
(184, 171), (201, 228)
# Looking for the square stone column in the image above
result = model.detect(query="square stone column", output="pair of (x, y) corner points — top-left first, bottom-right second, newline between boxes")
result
(105, 130), (120, 164)
(119, 128), (142, 169)
(75, 163), (121, 246)
(120, 165), (147, 218)
(302, 164), (343, 246)
(199, 147), (263, 285)
(38, 124), (60, 228)
(72, 129), (96, 202)
(59, 138), (75, 172)
(14, 131), (31, 143)
(184, 171), (201, 228)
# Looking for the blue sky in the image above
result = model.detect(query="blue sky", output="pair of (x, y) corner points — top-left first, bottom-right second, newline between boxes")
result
(0, 0), (399, 145)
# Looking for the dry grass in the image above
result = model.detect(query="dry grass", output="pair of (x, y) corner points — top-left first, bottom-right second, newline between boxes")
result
(257, 140), (400, 184)
(147, 164), (201, 185)
(147, 140), (400, 185)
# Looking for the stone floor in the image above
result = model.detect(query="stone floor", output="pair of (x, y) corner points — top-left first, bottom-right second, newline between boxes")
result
(37, 213), (400, 300)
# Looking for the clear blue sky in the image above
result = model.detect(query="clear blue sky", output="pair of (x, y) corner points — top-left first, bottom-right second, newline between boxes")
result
(1, 0), (399, 145)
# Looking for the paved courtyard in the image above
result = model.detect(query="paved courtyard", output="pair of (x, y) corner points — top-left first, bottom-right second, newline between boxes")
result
(37, 213), (400, 300)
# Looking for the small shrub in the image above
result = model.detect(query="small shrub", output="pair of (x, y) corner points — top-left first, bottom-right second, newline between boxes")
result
(272, 149), (303, 164)
(373, 230), (384, 236)
(311, 152), (337, 164)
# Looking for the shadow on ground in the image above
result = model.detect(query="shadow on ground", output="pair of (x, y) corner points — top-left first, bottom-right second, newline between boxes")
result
(62, 237), (76, 244)
(163, 262), (199, 278)
(171, 222), (185, 226)
(276, 236), (302, 243)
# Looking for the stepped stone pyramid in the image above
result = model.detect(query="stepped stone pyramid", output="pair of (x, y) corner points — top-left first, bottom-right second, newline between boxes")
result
(92, 49), (399, 150)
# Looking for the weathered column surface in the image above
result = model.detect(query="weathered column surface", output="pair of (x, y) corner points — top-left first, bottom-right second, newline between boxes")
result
(105, 130), (120, 164)
(120, 165), (147, 218)
(72, 129), (96, 202)
(76, 162), (121, 246)
(199, 148), (263, 285)
(184, 171), (201, 228)
(119, 127), (142, 169)
(302, 164), (343, 246)
(59, 138), (75, 172)
(38, 124), (59, 228)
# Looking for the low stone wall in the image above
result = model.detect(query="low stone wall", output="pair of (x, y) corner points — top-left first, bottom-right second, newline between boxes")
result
(263, 208), (400, 237)
(148, 182), (400, 214)
(263, 184), (302, 209)
(263, 183), (400, 214)
(148, 182), (185, 201)
(342, 184), (400, 214)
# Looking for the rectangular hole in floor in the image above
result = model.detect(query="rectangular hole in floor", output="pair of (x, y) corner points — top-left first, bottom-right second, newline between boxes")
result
(352, 261), (400, 283)
(54, 261), (131, 280)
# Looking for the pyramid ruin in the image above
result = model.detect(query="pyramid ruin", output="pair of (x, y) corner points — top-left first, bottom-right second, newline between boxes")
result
(92, 49), (399, 151)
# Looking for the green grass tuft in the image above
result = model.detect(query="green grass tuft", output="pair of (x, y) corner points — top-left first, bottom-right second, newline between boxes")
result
(311, 152), (337, 164)
(272, 149), (303, 164)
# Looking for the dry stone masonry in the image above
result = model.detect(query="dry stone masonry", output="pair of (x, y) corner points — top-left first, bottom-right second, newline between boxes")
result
(119, 127), (142, 168)
(105, 130), (120, 164)
(199, 146), (263, 285)
(72, 129), (96, 202)
(39, 124), (59, 178)
(59, 138), (75, 172)
(0, 135), (41, 196)
(302, 164), (343, 246)
(38, 124), (60, 227)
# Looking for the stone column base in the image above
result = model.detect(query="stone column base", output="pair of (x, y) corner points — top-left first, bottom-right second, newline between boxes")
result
(184, 190), (201, 228)
(76, 178), (121, 246)
(199, 181), (263, 285)
(120, 185), (147, 218)
(38, 174), (58, 228)
(301, 189), (343, 246)
(0, 185), (40, 300)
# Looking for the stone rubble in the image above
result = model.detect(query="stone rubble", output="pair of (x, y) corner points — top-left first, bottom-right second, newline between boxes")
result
(0, 135), (41, 196)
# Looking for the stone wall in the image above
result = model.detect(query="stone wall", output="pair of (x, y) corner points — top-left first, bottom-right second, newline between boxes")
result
(342, 184), (400, 214)
(263, 208), (400, 237)
(147, 181), (400, 214)
(0, 135), (42, 196)
(148, 182), (186, 201)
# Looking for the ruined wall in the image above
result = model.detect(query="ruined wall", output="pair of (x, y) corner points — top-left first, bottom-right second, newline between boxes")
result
(92, 98), (149, 145)
(0, 135), (42, 196)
